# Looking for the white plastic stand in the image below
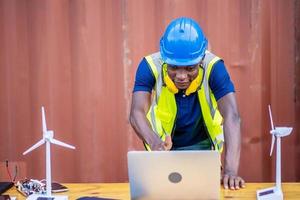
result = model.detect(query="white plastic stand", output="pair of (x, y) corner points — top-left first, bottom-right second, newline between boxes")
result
(26, 194), (68, 200)
(256, 186), (282, 200)
(256, 133), (283, 200)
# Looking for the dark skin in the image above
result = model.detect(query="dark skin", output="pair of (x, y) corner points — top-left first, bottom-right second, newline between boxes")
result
(130, 64), (245, 190)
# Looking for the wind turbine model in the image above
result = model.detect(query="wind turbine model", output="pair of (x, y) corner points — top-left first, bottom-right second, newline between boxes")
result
(256, 105), (292, 200)
(23, 106), (75, 200)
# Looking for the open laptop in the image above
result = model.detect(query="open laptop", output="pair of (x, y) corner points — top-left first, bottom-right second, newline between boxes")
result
(0, 182), (14, 195)
(127, 151), (220, 200)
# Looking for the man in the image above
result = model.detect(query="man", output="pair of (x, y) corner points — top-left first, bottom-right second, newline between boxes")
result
(129, 17), (245, 190)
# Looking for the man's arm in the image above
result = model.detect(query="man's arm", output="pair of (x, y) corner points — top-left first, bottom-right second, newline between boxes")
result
(217, 92), (245, 190)
(129, 91), (172, 150)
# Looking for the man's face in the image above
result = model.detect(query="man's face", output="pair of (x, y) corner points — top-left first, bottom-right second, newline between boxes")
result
(167, 64), (199, 90)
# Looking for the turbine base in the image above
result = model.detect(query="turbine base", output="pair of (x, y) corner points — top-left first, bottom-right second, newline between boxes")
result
(26, 194), (68, 200)
(256, 186), (283, 200)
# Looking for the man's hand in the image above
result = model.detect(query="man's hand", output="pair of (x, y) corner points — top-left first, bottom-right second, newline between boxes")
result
(150, 135), (172, 151)
(163, 135), (172, 150)
(222, 172), (245, 190)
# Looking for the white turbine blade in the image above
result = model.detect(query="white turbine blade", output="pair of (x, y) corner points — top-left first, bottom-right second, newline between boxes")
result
(268, 105), (275, 130)
(270, 134), (275, 156)
(23, 139), (45, 155)
(42, 106), (47, 133)
(50, 138), (75, 149)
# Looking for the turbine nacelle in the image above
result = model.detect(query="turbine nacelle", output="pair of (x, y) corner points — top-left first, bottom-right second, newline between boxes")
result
(270, 127), (292, 137)
(44, 130), (54, 141)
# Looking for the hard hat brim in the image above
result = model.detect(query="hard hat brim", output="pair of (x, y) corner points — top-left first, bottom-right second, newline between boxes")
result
(161, 54), (203, 66)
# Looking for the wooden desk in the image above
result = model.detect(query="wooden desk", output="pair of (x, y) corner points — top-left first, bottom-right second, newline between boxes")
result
(4, 183), (300, 200)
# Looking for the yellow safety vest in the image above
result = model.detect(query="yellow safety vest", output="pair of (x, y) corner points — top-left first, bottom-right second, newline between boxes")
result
(144, 51), (224, 152)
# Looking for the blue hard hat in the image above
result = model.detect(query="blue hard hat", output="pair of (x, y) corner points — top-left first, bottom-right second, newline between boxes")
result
(160, 17), (207, 66)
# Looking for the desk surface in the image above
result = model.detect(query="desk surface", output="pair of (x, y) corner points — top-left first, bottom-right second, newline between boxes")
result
(4, 183), (300, 200)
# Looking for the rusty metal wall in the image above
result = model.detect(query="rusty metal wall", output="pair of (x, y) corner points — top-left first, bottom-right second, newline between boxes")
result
(295, 0), (300, 181)
(0, 0), (298, 183)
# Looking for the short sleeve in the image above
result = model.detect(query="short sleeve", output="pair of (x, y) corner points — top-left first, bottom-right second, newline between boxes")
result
(209, 60), (235, 100)
(133, 58), (155, 93)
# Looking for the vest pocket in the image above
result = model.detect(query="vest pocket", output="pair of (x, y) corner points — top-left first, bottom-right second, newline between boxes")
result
(156, 109), (173, 134)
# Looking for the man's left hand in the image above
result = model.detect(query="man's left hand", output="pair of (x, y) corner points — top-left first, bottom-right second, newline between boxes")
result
(222, 173), (245, 190)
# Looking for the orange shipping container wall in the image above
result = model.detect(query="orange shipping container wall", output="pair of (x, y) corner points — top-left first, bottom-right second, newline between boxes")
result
(0, 0), (299, 182)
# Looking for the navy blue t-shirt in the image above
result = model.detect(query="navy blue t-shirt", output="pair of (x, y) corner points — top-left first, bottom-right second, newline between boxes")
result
(133, 57), (235, 148)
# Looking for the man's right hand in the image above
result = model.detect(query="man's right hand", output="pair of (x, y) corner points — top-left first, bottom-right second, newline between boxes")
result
(150, 135), (172, 151)
(130, 91), (173, 151)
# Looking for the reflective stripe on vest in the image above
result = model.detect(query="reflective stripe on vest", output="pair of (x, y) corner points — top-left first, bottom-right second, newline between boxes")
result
(145, 51), (224, 152)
